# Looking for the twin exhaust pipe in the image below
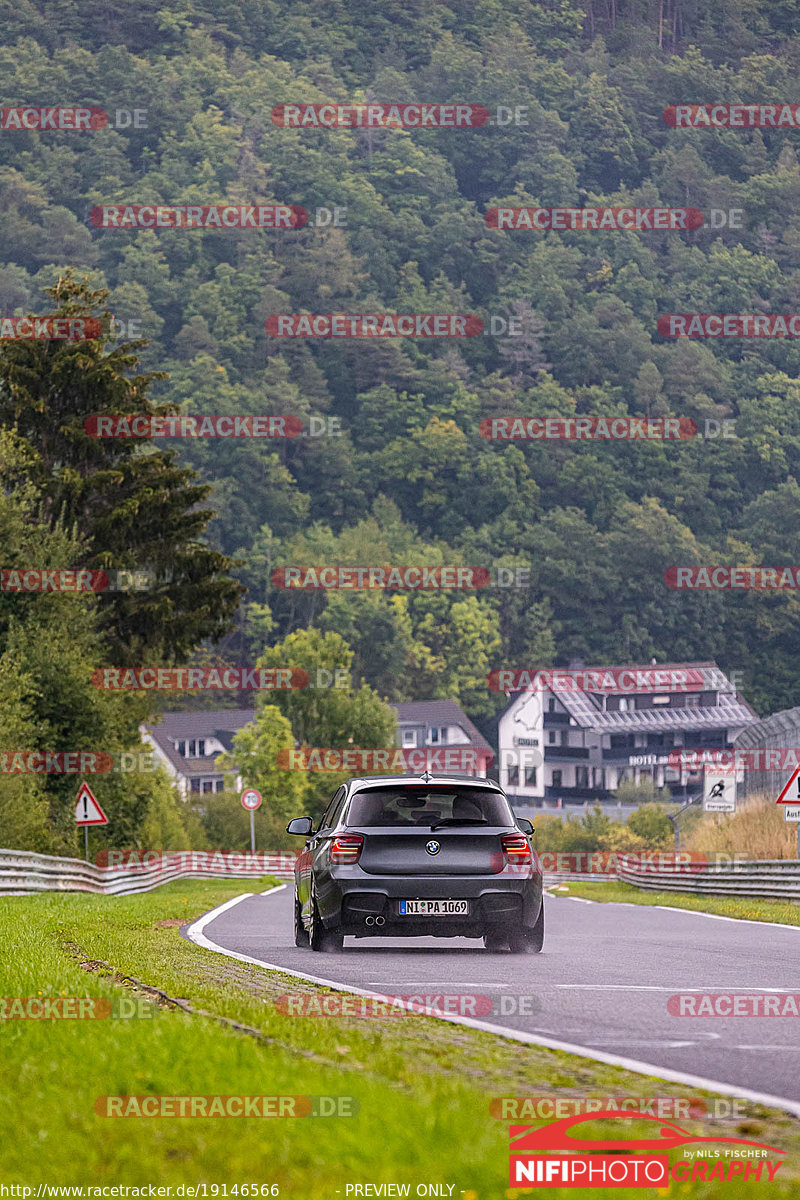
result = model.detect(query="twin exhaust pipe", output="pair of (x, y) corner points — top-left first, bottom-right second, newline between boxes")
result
(365, 915), (386, 926)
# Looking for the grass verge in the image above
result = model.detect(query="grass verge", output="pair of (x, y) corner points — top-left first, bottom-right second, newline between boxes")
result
(0, 877), (798, 1196)
(552, 880), (800, 926)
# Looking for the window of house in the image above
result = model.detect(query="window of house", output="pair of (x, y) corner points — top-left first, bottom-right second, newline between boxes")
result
(506, 765), (520, 787)
(551, 770), (562, 788)
(402, 728), (417, 747)
(524, 765), (537, 787)
(177, 738), (206, 758)
(548, 699), (556, 713)
(548, 731), (558, 744)
(428, 727), (447, 745)
(619, 697), (633, 712)
(576, 766), (589, 788)
(685, 694), (701, 707)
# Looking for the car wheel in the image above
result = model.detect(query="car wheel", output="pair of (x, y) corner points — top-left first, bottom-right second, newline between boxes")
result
(483, 931), (509, 952)
(508, 903), (544, 954)
(309, 886), (344, 953)
(294, 893), (309, 947)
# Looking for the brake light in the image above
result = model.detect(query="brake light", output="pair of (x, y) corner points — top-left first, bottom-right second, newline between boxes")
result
(330, 834), (363, 864)
(501, 833), (532, 866)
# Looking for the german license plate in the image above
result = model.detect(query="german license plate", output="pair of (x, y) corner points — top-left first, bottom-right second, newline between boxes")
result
(398, 900), (470, 916)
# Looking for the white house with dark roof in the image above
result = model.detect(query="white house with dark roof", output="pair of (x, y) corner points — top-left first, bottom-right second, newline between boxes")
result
(142, 710), (254, 798)
(144, 698), (493, 797)
(497, 661), (758, 808)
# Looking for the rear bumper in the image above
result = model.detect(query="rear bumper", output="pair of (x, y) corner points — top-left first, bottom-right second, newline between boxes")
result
(320, 867), (542, 936)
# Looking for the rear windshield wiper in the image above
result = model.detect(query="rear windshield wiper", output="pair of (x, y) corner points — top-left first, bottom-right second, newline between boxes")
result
(428, 818), (489, 831)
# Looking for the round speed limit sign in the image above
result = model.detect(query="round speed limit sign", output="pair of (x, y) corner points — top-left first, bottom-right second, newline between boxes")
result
(240, 788), (262, 811)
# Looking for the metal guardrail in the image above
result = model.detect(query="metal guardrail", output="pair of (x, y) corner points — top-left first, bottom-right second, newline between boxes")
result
(3, 847), (800, 903)
(0, 849), (297, 896)
(618, 859), (800, 901)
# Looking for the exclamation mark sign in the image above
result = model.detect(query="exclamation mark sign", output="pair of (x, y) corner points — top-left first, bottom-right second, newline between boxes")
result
(82, 794), (88, 819)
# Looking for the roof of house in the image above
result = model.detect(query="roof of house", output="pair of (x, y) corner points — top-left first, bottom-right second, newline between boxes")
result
(503, 661), (759, 733)
(145, 710), (255, 777)
(146, 699), (494, 776)
(556, 689), (758, 732)
(393, 699), (493, 752)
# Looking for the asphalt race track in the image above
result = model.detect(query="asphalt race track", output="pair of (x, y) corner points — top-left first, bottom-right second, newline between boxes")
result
(183, 887), (800, 1113)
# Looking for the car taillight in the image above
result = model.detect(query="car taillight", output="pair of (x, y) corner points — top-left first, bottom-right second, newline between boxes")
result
(330, 834), (363, 864)
(501, 833), (532, 866)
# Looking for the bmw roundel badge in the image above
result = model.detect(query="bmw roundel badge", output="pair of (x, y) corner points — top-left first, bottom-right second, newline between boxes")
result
(425, 839), (440, 855)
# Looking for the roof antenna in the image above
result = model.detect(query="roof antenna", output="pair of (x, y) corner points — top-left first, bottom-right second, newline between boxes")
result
(421, 770), (432, 782)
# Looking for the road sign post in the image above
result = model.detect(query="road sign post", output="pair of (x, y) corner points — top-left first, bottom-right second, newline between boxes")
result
(74, 781), (109, 861)
(240, 788), (262, 853)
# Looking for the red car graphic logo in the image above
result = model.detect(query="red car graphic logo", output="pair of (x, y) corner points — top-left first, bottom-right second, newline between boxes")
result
(510, 1111), (784, 1156)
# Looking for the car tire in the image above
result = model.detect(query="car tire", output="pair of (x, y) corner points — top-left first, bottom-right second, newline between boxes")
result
(483, 931), (509, 952)
(309, 887), (344, 953)
(294, 893), (309, 947)
(508, 902), (545, 954)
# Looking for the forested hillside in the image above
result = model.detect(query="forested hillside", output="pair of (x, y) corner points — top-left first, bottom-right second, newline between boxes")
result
(3, 0), (800, 737)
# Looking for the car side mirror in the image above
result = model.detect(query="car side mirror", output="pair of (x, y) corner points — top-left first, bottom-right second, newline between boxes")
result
(517, 817), (534, 835)
(286, 816), (314, 836)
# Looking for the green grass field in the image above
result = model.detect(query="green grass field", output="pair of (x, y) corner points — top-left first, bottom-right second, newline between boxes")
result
(552, 881), (800, 925)
(1, 878), (798, 1197)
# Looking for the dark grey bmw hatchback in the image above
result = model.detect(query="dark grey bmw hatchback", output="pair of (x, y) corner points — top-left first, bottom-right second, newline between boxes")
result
(286, 773), (544, 953)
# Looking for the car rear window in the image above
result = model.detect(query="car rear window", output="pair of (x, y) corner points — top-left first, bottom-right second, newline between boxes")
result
(345, 785), (514, 828)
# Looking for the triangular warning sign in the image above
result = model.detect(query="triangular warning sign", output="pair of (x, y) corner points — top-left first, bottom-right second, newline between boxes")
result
(74, 781), (108, 825)
(776, 763), (800, 804)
